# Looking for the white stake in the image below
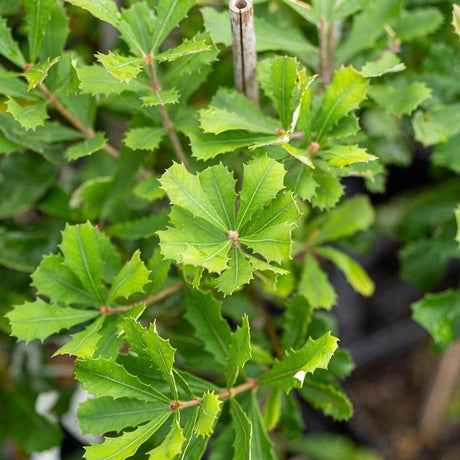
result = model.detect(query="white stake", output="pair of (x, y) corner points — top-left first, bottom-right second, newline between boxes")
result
(229, 0), (259, 106)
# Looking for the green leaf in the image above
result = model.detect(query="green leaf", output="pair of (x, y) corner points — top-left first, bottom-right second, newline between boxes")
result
(263, 388), (282, 431)
(226, 315), (251, 388)
(160, 162), (228, 232)
(394, 7), (444, 41)
(59, 222), (106, 305)
(156, 37), (211, 62)
(413, 104), (460, 146)
(66, 132), (107, 160)
(303, 195), (375, 245)
(123, 319), (178, 399)
(75, 357), (170, 402)
(7, 299), (99, 343)
(301, 376), (353, 421)
(237, 155), (286, 229)
(24, 0), (55, 62)
(148, 420), (186, 459)
(96, 51), (143, 83)
(335, 0), (402, 64)
(56, 315), (104, 358)
(38, 3), (70, 60)
(106, 251), (150, 304)
(119, 2), (156, 54)
(187, 129), (279, 161)
(216, 249), (254, 296)
(195, 391), (222, 438)
(259, 332), (338, 392)
(106, 213), (168, 240)
(412, 289), (460, 346)
(77, 64), (147, 96)
(280, 0), (317, 25)
(124, 127), (165, 151)
(320, 145), (377, 168)
(78, 396), (169, 436)
(248, 392), (277, 460)
(32, 254), (98, 307)
(259, 56), (299, 130)
(454, 4), (460, 38)
(24, 57), (60, 90)
(141, 89), (181, 106)
(432, 133), (460, 173)
(151, 0), (196, 52)
(199, 88), (280, 135)
(456, 206), (460, 246)
(66, 0), (121, 27)
(282, 295), (313, 351)
(368, 83), (431, 117)
(184, 289), (231, 365)
(314, 66), (369, 142)
(84, 412), (171, 460)
(315, 246), (374, 296)
(361, 51), (405, 78)
(299, 253), (337, 310)
(0, 17), (26, 67)
(6, 98), (48, 131)
(328, 349), (355, 379)
(230, 399), (252, 460)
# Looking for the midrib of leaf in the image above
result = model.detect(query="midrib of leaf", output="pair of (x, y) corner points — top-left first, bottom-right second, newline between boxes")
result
(199, 309), (229, 359)
(76, 227), (104, 304)
(280, 61), (287, 127)
(196, 240), (231, 263)
(169, 172), (227, 231)
(246, 202), (295, 235)
(210, 169), (232, 228)
(152, 0), (179, 53)
(232, 402), (251, 457)
(234, 249), (239, 286)
(237, 163), (274, 230)
(108, 265), (139, 304)
(31, 0), (42, 61)
(81, 406), (166, 420)
(240, 236), (288, 244)
(154, 338), (178, 399)
(13, 312), (96, 324)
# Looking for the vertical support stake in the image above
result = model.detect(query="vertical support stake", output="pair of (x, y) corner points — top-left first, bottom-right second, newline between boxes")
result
(229, 0), (259, 106)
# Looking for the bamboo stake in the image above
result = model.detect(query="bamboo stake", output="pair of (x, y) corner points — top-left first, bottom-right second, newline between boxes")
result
(229, 0), (259, 106)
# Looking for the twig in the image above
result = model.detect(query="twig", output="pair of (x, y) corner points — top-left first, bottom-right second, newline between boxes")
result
(229, 0), (259, 106)
(145, 57), (190, 171)
(170, 378), (258, 410)
(39, 83), (120, 159)
(101, 281), (184, 315)
(319, 16), (333, 85)
(253, 296), (282, 359)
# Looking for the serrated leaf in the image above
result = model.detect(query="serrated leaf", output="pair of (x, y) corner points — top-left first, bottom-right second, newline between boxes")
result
(38, 3), (69, 60)
(24, 57), (60, 90)
(230, 399), (252, 460)
(78, 396), (170, 436)
(187, 129), (279, 161)
(66, 0), (121, 27)
(361, 51), (405, 78)
(106, 213), (168, 240)
(432, 133), (460, 173)
(328, 349), (355, 379)
(304, 195), (375, 245)
(195, 391), (222, 438)
(263, 387), (282, 431)
(59, 222), (106, 304)
(119, 2), (156, 54)
(123, 319), (178, 398)
(282, 143), (315, 168)
(66, 132), (107, 160)
(148, 420), (186, 459)
(226, 315), (251, 387)
(237, 155), (286, 229)
(315, 246), (374, 296)
(216, 249), (254, 296)
(454, 4), (460, 38)
(259, 332), (338, 392)
(299, 253), (337, 310)
(413, 104), (460, 146)
(394, 7), (444, 41)
(156, 37), (211, 62)
(55, 315), (104, 358)
(412, 289), (460, 346)
(199, 88), (280, 135)
(75, 357), (170, 403)
(184, 289), (231, 365)
(124, 127), (165, 151)
(106, 251), (150, 304)
(6, 98), (48, 131)
(77, 64), (147, 96)
(0, 17), (26, 67)
(32, 253), (98, 306)
(24, 0), (54, 62)
(248, 392), (277, 460)
(315, 66), (369, 142)
(369, 83), (431, 117)
(96, 51), (143, 83)
(301, 376), (353, 421)
(141, 88), (180, 106)
(84, 412), (171, 460)
(7, 299), (99, 343)
(282, 295), (313, 351)
(320, 145), (377, 168)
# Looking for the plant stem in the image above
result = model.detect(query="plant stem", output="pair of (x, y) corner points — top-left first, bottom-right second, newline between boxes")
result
(146, 60), (190, 171)
(253, 295), (282, 359)
(101, 280), (184, 315)
(319, 16), (333, 85)
(39, 83), (120, 159)
(172, 378), (258, 410)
